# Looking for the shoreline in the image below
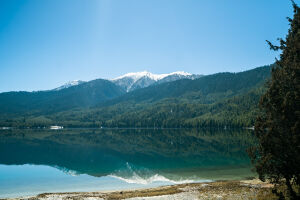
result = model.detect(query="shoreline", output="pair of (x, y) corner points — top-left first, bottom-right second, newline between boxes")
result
(5, 179), (274, 200)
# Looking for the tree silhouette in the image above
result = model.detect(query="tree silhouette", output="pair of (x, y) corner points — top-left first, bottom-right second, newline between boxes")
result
(250, 1), (300, 199)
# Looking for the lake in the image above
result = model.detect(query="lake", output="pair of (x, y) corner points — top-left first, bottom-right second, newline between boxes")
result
(0, 128), (256, 198)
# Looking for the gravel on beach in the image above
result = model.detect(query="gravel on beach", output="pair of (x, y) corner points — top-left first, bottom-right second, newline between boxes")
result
(6, 179), (275, 200)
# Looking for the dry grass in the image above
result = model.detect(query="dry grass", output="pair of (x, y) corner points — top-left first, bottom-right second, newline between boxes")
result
(105, 185), (182, 200)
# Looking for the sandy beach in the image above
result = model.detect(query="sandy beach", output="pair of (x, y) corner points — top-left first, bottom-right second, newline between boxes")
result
(5, 179), (275, 200)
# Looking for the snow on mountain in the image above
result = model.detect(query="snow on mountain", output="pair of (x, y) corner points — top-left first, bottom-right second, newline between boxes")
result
(51, 71), (201, 93)
(112, 71), (191, 81)
(53, 80), (85, 91)
(112, 71), (200, 92)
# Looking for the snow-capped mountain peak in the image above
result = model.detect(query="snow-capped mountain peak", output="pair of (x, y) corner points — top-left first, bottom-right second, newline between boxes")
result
(112, 71), (154, 81)
(112, 71), (198, 92)
(157, 71), (192, 80)
(112, 71), (192, 81)
(51, 71), (200, 93)
(54, 80), (85, 91)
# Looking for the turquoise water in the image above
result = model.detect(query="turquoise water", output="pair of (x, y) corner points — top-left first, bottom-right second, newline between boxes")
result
(0, 164), (193, 198)
(0, 128), (256, 198)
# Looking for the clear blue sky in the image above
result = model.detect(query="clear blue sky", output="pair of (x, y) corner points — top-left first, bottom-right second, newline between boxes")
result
(0, 0), (293, 92)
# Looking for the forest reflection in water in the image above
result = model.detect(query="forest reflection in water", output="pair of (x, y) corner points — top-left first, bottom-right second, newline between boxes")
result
(0, 128), (256, 180)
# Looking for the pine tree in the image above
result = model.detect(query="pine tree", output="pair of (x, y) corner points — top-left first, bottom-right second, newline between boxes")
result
(250, 1), (300, 199)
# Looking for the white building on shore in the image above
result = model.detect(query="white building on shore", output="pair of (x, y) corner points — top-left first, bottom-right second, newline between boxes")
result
(50, 126), (63, 130)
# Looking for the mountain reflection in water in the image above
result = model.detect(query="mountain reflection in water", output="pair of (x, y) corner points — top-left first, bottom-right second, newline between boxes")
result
(0, 128), (256, 181)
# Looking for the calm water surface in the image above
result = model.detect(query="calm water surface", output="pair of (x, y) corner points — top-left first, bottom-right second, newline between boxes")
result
(0, 128), (256, 198)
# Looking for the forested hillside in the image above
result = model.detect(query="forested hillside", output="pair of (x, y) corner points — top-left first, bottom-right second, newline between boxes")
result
(0, 65), (272, 128)
(0, 79), (125, 116)
(103, 65), (270, 106)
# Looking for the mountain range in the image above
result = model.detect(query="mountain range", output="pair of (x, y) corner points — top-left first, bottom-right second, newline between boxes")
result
(0, 71), (198, 115)
(53, 71), (200, 92)
(111, 71), (201, 92)
(0, 65), (272, 128)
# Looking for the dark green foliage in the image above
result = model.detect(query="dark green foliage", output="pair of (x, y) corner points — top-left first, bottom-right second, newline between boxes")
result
(83, 87), (263, 128)
(250, 2), (300, 199)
